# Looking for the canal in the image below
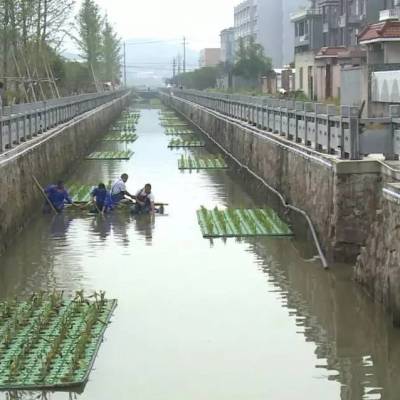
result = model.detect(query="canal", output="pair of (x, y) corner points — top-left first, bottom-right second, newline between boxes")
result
(0, 105), (400, 400)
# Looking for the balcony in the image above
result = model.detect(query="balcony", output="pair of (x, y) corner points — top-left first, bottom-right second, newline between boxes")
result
(290, 8), (322, 22)
(295, 34), (310, 47)
(380, 8), (400, 21)
(348, 13), (364, 24)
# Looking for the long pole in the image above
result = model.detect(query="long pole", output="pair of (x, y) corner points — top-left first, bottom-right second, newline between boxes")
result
(124, 41), (127, 87)
(172, 58), (176, 79)
(32, 175), (58, 215)
(183, 36), (186, 73)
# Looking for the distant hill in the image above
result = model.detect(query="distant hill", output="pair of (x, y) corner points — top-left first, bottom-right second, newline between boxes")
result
(124, 38), (199, 88)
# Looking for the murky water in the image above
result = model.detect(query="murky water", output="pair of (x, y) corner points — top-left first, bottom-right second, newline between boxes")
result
(1, 107), (400, 400)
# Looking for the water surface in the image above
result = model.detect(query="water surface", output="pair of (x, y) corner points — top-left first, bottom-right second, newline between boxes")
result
(0, 107), (399, 400)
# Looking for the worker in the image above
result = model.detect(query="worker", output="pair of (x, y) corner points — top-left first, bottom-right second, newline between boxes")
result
(131, 183), (163, 215)
(44, 181), (72, 213)
(90, 183), (111, 214)
(110, 173), (133, 204)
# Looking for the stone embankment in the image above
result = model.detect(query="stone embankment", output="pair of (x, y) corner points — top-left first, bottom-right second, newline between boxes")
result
(355, 171), (400, 326)
(161, 92), (381, 262)
(0, 93), (130, 255)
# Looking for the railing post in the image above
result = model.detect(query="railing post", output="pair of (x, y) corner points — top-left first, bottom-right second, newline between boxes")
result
(349, 107), (360, 160)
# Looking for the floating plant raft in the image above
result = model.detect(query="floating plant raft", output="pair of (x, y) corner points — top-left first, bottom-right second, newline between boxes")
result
(111, 127), (136, 133)
(168, 138), (205, 148)
(178, 156), (228, 170)
(0, 291), (117, 390)
(165, 127), (194, 135)
(102, 133), (138, 142)
(86, 151), (134, 160)
(112, 123), (136, 130)
(67, 184), (95, 203)
(196, 207), (293, 238)
(161, 121), (189, 127)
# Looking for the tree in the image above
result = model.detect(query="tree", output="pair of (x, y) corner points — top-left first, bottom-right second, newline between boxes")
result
(171, 66), (218, 90)
(101, 17), (121, 83)
(233, 37), (272, 80)
(76, 0), (102, 75)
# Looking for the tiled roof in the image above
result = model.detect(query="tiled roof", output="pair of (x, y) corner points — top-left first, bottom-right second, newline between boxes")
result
(358, 20), (400, 43)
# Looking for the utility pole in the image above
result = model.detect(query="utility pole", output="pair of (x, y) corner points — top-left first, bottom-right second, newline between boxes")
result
(183, 36), (187, 73)
(172, 58), (176, 79)
(124, 41), (127, 87)
(177, 54), (181, 75)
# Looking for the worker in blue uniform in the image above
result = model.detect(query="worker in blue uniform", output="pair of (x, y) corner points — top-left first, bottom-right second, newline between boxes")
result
(44, 181), (73, 213)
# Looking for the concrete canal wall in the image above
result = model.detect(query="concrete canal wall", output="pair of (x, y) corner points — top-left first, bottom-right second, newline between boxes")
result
(355, 170), (400, 326)
(162, 93), (381, 263)
(0, 93), (130, 255)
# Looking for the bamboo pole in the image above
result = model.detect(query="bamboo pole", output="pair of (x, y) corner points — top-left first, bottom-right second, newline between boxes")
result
(32, 175), (58, 214)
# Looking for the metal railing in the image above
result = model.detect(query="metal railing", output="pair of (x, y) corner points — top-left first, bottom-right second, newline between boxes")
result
(0, 90), (129, 154)
(165, 89), (400, 160)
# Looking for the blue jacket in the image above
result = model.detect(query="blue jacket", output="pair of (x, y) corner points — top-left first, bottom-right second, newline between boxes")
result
(91, 187), (112, 209)
(45, 185), (72, 210)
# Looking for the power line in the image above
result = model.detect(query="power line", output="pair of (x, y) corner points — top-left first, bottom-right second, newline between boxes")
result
(124, 39), (181, 46)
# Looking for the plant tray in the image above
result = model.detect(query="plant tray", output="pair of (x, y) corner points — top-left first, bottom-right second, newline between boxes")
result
(113, 123), (136, 129)
(161, 122), (189, 127)
(0, 292), (117, 390)
(111, 127), (136, 133)
(102, 133), (138, 142)
(168, 139), (205, 148)
(196, 207), (293, 238)
(178, 156), (228, 170)
(67, 184), (95, 203)
(86, 151), (134, 160)
(165, 128), (194, 135)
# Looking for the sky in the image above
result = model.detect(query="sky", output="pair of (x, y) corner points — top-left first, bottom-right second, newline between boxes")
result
(72, 0), (239, 51)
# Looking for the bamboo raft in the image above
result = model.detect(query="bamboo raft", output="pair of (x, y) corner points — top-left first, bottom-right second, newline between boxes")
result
(178, 156), (228, 170)
(197, 207), (293, 238)
(0, 292), (116, 390)
(168, 138), (205, 148)
(86, 151), (134, 160)
(102, 133), (138, 142)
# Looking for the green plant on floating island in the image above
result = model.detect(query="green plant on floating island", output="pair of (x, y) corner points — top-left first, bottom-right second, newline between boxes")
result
(214, 207), (227, 234)
(241, 210), (257, 234)
(226, 208), (241, 232)
(0, 290), (116, 389)
(200, 206), (214, 235)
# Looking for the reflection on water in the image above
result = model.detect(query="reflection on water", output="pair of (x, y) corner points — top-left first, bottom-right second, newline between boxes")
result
(0, 107), (399, 399)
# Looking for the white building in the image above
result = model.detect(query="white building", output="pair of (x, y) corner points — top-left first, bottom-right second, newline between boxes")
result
(220, 27), (236, 64)
(234, 0), (307, 67)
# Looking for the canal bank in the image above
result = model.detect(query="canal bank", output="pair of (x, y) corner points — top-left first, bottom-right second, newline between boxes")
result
(0, 92), (131, 255)
(160, 92), (381, 264)
(1, 105), (400, 399)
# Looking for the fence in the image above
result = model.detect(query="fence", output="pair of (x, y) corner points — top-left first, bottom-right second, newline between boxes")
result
(0, 90), (129, 154)
(166, 89), (400, 160)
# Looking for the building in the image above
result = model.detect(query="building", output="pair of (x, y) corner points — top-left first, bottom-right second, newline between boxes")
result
(234, 0), (306, 68)
(199, 48), (221, 68)
(291, 6), (324, 97)
(220, 27), (236, 65)
(291, 0), (389, 99)
(358, 12), (400, 116)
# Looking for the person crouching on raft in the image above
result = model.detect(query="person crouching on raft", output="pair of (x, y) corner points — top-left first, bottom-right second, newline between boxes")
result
(131, 184), (163, 215)
(90, 183), (111, 214)
(44, 181), (73, 213)
(110, 173), (134, 205)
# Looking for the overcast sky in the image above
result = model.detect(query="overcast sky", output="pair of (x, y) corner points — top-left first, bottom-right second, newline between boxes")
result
(75, 0), (239, 51)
